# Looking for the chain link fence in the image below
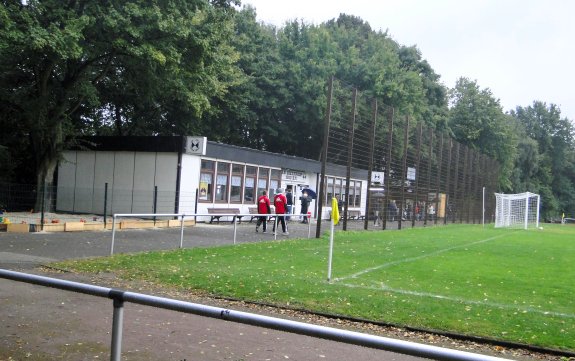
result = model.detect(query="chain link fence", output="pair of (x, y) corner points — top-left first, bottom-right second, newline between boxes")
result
(316, 77), (500, 235)
(0, 182), (196, 229)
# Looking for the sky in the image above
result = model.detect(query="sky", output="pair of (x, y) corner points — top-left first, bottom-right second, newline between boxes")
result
(242, 0), (575, 122)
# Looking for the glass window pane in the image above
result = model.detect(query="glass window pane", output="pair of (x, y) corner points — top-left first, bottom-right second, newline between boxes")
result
(326, 177), (334, 205)
(199, 173), (213, 201)
(257, 178), (267, 200)
(269, 180), (279, 195)
(259, 168), (269, 178)
(217, 162), (230, 173)
(348, 181), (355, 207)
(355, 182), (361, 207)
(246, 166), (257, 176)
(270, 169), (281, 179)
(216, 174), (228, 201)
(244, 177), (255, 203)
(231, 175), (242, 202)
(232, 164), (243, 174)
(334, 178), (342, 204)
(201, 160), (214, 170)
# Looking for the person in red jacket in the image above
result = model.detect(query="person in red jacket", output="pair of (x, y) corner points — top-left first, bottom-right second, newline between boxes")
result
(273, 188), (289, 236)
(256, 190), (271, 233)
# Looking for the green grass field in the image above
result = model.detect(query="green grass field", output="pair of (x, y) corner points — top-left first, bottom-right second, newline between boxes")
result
(53, 223), (575, 351)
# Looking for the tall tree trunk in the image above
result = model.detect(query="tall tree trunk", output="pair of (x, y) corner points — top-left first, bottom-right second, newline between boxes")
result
(35, 159), (58, 212)
(31, 114), (63, 212)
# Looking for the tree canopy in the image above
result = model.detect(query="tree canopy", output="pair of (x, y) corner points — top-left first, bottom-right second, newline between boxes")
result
(0, 0), (241, 189)
(1, 2), (573, 218)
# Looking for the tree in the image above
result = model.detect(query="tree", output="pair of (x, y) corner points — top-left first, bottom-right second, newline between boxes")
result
(511, 102), (575, 218)
(0, 0), (240, 198)
(201, 5), (288, 151)
(448, 78), (516, 190)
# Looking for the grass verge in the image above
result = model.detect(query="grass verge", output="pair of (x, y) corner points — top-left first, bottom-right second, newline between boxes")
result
(52, 223), (575, 351)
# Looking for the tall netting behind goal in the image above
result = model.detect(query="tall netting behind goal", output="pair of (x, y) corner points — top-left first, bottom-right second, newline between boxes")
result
(494, 192), (540, 229)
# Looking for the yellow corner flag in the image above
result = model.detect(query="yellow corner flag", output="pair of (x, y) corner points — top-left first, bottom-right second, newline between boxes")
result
(331, 197), (339, 225)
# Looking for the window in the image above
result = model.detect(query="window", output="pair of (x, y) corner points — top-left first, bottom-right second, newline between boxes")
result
(244, 166), (257, 203)
(270, 169), (282, 180)
(269, 179), (279, 196)
(324, 176), (362, 207)
(230, 164), (243, 203)
(215, 162), (230, 202)
(341, 180), (347, 206)
(348, 181), (355, 207)
(325, 177), (334, 205)
(257, 167), (269, 199)
(199, 160), (215, 202)
(334, 178), (342, 206)
(245, 177), (255, 203)
(354, 182), (362, 207)
(269, 168), (281, 196)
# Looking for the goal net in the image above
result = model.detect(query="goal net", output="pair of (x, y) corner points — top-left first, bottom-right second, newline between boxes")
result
(494, 192), (540, 229)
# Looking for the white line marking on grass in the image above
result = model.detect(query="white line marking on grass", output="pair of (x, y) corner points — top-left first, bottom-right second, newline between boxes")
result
(338, 282), (575, 319)
(334, 233), (513, 282)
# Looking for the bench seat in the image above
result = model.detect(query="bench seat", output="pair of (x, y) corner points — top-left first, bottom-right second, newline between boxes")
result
(207, 208), (242, 224)
(248, 207), (277, 223)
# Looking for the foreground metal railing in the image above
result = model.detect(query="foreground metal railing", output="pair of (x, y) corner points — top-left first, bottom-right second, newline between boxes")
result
(0, 269), (511, 361)
(110, 212), (313, 255)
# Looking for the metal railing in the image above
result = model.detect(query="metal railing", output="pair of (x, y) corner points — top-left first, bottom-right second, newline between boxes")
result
(110, 212), (313, 255)
(0, 269), (512, 361)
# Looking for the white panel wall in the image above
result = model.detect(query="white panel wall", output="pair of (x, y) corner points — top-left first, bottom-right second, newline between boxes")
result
(73, 152), (96, 213)
(57, 150), (182, 215)
(93, 152), (115, 214)
(154, 153), (178, 191)
(112, 152), (136, 214)
(179, 154), (201, 214)
(56, 151), (77, 212)
(132, 153), (156, 214)
(154, 153), (178, 213)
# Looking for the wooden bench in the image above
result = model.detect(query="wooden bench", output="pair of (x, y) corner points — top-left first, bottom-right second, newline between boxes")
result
(248, 207), (276, 223)
(248, 207), (260, 223)
(207, 208), (242, 224)
(347, 210), (363, 220)
(328, 209), (364, 221)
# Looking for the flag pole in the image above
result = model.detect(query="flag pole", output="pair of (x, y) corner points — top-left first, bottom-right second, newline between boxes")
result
(328, 217), (335, 281)
(327, 197), (339, 282)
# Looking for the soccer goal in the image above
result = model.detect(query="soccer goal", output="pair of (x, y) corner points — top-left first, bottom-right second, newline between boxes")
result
(494, 192), (540, 229)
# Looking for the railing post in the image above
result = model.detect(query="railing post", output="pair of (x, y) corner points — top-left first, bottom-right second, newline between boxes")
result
(274, 216), (278, 240)
(40, 180), (46, 231)
(179, 214), (185, 249)
(233, 215), (238, 245)
(110, 215), (117, 256)
(109, 291), (125, 361)
(104, 183), (108, 229)
(153, 186), (158, 225)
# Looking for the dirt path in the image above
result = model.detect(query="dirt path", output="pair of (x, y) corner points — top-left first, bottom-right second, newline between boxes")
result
(1, 269), (424, 361)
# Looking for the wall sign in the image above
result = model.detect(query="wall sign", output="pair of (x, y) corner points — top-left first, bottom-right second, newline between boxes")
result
(407, 167), (416, 181)
(283, 169), (307, 182)
(371, 171), (384, 184)
(185, 136), (207, 155)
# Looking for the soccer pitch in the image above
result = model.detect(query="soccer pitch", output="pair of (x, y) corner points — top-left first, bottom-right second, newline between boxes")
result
(56, 223), (575, 351)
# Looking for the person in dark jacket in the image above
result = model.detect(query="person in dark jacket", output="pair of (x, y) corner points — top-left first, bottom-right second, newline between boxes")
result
(388, 200), (398, 221)
(285, 187), (293, 221)
(300, 192), (310, 223)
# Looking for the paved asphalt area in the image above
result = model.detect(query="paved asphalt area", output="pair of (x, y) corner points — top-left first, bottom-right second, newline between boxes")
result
(0, 222), (450, 361)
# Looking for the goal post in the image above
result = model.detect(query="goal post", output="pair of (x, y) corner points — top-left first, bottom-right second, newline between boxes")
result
(494, 192), (540, 229)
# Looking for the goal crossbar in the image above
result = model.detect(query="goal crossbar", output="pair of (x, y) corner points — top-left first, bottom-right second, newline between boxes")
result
(494, 192), (540, 229)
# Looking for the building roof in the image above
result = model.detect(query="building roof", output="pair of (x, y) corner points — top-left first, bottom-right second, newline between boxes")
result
(73, 136), (366, 179)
